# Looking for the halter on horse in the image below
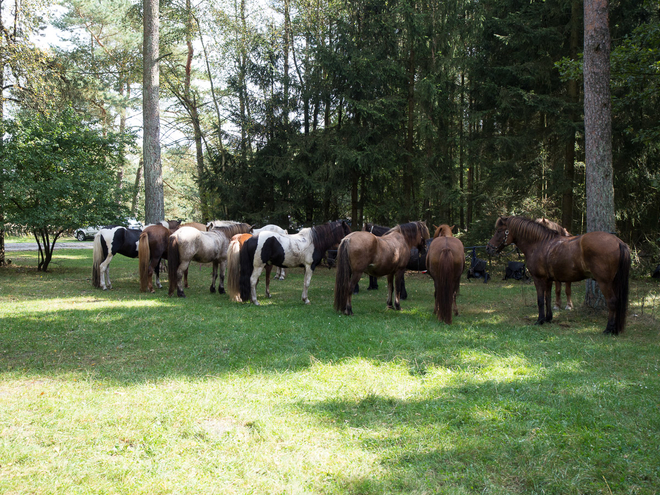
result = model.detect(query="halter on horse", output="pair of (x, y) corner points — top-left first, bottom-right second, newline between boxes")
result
(487, 216), (630, 334)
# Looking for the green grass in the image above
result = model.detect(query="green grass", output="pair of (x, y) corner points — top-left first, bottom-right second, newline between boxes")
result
(1, 250), (659, 494)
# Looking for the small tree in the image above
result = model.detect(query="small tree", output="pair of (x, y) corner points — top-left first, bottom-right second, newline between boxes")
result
(0, 108), (133, 271)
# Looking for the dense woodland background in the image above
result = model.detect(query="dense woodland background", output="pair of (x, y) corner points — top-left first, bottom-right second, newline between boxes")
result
(1, 0), (659, 252)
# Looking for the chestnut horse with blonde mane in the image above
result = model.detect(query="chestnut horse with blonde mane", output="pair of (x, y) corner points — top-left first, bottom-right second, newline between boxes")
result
(334, 221), (429, 315)
(487, 216), (630, 334)
(226, 233), (253, 302)
(138, 222), (182, 292)
(427, 224), (465, 324)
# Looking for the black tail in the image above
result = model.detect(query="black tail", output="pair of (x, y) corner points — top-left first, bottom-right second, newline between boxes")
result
(168, 236), (180, 296)
(613, 242), (631, 334)
(239, 236), (257, 302)
(333, 239), (352, 312)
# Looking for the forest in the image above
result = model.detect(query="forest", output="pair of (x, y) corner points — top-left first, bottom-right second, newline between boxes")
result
(1, 0), (659, 252)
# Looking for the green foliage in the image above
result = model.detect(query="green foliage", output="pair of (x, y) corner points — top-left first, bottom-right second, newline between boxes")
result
(0, 107), (134, 269)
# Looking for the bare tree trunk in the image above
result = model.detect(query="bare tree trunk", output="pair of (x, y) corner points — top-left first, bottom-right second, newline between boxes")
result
(584, 0), (614, 308)
(143, 0), (165, 224)
(131, 158), (143, 217)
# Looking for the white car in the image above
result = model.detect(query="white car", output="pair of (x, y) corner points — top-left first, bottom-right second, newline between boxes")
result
(75, 218), (142, 241)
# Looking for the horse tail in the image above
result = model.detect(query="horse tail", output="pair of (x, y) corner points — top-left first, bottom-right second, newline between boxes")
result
(239, 237), (257, 302)
(91, 233), (104, 288)
(613, 242), (631, 334)
(226, 238), (242, 302)
(333, 238), (352, 312)
(435, 248), (455, 324)
(138, 232), (150, 292)
(168, 235), (180, 296)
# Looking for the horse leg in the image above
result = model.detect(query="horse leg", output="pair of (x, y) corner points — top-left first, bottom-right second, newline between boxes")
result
(250, 266), (265, 305)
(533, 278), (551, 325)
(553, 281), (562, 311)
(276, 267), (285, 281)
(184, 268), (189, 288)
(545, 280), (554, 323)
(346, 272), (363, 315)
(400, 276), (408, 300)
(217, 259), (226, 294)
(99, 255), (113, 290)
(154, 259), (162, 290)
(301, 265), (313, 304)
(600, 282), (618, 335)
(210, 262), (218, 293)
(565, 282), (574, 310)
(177, 260), (191, 297)
(367, 275), (378, 290)
(265, 265), (273, 298)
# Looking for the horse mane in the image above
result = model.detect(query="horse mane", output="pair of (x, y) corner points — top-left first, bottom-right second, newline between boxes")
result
(502, 216), (561, 243)
(210, 222), (252, 238)
(311, 221), (348, 251)
(434, 224), (454, 238)
(386, 221), (429, 244)
(535, 218), (570, 236)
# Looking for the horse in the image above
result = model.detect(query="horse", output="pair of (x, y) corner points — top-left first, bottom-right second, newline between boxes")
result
(536, 218), (573, 310)
(486, 216), (630, 335)
(226, 233), (254, 302)
(92, 220), (177, 290)
(427, 224), (465, 324)
(238, 220), (351, 305)
(180, 222), (208, 231)
(168, 222), (252, 297)
(334, 221), (430, 315)
(138, 223), (182, 293)
(253, 225), (289, 280)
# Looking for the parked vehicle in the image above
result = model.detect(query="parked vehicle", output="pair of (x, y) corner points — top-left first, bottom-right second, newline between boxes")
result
(74, 218), (142, 241)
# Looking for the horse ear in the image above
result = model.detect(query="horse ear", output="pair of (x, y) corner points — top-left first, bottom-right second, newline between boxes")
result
(451, 225), (455, 232)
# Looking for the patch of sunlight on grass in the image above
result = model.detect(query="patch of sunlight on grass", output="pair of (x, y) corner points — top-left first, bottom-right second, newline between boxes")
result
(0, 296), (171, 314)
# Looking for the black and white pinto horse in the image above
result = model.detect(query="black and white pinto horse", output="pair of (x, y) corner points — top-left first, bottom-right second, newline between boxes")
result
(168, 222), (252, 297)
(92, 220), (180, 290)
(252, 224), (289, 280)
(237, 220), (351, 305)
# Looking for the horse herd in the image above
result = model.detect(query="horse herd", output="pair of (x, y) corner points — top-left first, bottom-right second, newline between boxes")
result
(91, 216), (631, 335)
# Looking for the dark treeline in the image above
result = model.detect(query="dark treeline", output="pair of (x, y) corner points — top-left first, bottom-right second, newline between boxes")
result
(199, 0), (659, 249)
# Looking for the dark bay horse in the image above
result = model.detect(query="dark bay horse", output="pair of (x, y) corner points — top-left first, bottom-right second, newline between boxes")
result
(168, 223), (252, 297)
(334, 221), (430, 315)
(427, 224), (465, 324)
(92, 220), (180, 290)
(536, 218), (573, 310)
(486, 216), (630, 334)
(237, 220), (351, 305)
(138, 223), (182, 293)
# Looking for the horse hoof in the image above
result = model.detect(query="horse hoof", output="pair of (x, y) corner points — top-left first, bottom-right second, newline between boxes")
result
(150, 289), (155, 294)
(534, 320), (544, 326)
(253, 301), (260, 306)
(566, 305), (573, 311)
(304, 299), (311, 305)
(210, 287), (216, 294)
(218, 288), (225, 295)
(553, 305), (560, 311)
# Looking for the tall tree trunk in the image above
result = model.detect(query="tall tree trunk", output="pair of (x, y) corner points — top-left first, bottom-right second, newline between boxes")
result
(143, 0), (165, 224)
(131, 158), (143, 217)
(584, 0), (614, 308)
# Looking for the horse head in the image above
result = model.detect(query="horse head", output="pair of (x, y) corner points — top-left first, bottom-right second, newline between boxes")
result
(434, 224), (454, 238)
(486, 216), (511, 255)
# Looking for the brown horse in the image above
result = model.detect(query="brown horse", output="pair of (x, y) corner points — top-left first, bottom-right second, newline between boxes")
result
(427, 224), (464, 324)
(486, 216), (630, 334)
(535, 218), (573, 311)
(138, 223), (181, 292)
(226, 233), (253, 302)
(334, 221), (430, 315)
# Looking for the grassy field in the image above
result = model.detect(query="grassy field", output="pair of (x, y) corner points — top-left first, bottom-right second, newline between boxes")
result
(1, 249), (659, 494)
